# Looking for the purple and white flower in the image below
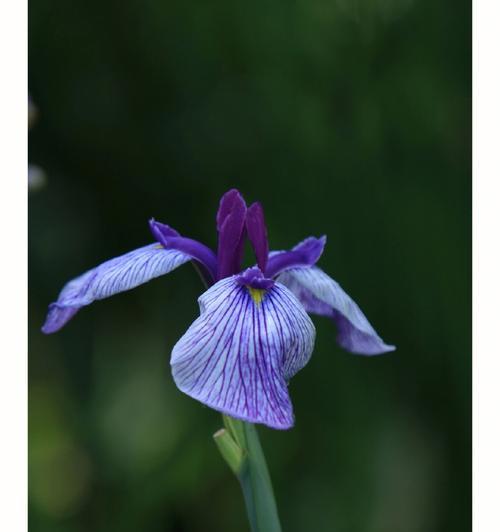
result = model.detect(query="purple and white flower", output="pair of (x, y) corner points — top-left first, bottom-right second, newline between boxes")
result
(42, 189), (394, 429)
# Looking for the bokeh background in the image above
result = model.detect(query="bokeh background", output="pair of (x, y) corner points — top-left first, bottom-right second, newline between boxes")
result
(28, 1), (470, 531)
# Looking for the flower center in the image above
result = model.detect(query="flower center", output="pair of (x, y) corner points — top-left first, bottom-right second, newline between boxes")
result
(247, 286), (266, 304)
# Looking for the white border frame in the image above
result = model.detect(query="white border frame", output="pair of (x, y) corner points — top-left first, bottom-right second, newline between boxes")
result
(0, 0), (28, 530)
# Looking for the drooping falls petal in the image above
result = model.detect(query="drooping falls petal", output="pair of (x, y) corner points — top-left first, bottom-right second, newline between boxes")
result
(277, 267), (395, 356)
(42, 244), (191, 334)
(171, 277), (316, 429)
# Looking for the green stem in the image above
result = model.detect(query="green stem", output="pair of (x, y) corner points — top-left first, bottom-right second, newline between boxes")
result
(214, 415), (282, 532)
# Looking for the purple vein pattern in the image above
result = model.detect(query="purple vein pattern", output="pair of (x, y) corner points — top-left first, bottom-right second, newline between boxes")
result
(277, 266), (395, 356)
(171, 277), (315, 429)
(42, 244), (191, 333)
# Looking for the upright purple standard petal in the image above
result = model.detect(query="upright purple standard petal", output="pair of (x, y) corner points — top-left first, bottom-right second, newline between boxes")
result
(216, 189), (247, 279)
(42, 244), (191, 334)
(266, 236), (327, 278)
(277, 266), (395, 356)
(246, 202), (269, 273)
(171, 276), (316, 429)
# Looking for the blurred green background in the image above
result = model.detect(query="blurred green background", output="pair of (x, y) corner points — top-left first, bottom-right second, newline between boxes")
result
(28, 0), (470, 531)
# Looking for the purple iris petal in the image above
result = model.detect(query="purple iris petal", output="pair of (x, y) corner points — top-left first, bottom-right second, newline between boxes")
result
(236, 267), (275, 290)
(277, 266), (395, 355)
(266, 236), (327, 278)
(149, 219), (180, 240)
(216, 189), (247, 279)
(42, 244), (191, 334)
(149, 219), (217, 282)
(246, 202), (269, 274)
(171, 276), (316, 429)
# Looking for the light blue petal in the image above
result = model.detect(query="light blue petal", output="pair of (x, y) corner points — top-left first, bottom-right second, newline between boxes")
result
(277, 267), (395, 356)
(171, 276), (316, 429)
(42, 244), (191, 333)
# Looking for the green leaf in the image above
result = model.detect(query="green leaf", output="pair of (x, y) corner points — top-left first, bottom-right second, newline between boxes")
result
(213, 428), (245, 475)
(215, 416), (282, 532)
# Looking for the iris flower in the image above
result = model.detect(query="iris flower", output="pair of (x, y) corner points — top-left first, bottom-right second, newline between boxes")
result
(42, 189), (394, 429)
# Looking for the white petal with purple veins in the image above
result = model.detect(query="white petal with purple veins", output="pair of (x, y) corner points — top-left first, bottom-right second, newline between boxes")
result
(171, 277), (316, 429)
(42, 244), (191, 333)
(277, 267), (395, 356)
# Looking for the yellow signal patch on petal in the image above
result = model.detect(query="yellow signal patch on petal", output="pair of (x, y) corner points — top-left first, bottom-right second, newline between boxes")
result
(247, 287), (266, 304)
